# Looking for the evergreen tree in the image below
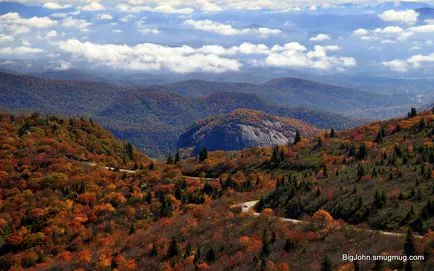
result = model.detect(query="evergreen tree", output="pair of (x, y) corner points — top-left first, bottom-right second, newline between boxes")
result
(159, 193), (173, 217)
(321, 256), (332, 271)
(409, 107), (417, 118)
(128, 221), (137, 234)
(418, 118), (426, 131)
(175, 149), (180, 164)
(199, 147), (208, 162)
(148, 161), (155, 170)
(294, 130), (301, 144)
(353, 261), (360, 271)
(167, 154), (174, 165)
(405, 261), (413, 271)
(330, 128), (336, 138)
(18, 123), (30, 137)
(125, 142), (134, 160)
(167, 237), (179, 258)
(184, 243), (192, 258)
(357, 144), (368, 160)
(404, 229), (415, 257)
(260, 229), (270, 258)
(317, 137), (323, 147)
(283, 239), (295, 252)
(206, 248), (216, 263)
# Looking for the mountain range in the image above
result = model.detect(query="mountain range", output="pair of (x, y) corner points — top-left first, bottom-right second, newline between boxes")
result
(0, 71), (364, 157)
(155, 78), (409, 118)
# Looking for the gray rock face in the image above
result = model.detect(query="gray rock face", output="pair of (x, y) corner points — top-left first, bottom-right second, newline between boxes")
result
(177, 109), (318, 153)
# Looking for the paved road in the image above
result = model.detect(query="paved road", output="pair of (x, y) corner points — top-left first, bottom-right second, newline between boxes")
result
(236, 200), (422, 238)
(85, 162), (138, 174)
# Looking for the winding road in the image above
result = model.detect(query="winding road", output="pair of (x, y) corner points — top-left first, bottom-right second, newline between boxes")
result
(86, 162), (422, 239)
(235, 200), (423, 238)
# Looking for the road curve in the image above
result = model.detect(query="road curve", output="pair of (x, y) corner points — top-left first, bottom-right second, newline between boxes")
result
(235, 200), (422, 238)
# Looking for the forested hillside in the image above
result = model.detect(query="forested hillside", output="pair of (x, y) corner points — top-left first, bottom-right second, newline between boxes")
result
(0, 72), (360, 157)
(0, 111), (433, 270)
(156, 77), (409, 117)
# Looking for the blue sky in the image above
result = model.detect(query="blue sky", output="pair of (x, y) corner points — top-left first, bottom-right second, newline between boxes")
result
(1, 1), (434, 77)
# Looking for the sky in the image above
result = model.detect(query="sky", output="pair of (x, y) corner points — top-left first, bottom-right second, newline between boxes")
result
(1, 0), (434, 78)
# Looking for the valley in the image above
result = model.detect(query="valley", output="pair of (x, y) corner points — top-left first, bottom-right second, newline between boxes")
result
(0, 71), (418, 157)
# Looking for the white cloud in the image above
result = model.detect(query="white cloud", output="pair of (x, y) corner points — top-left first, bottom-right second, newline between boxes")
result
(264, 43), (355, 70)
(374, 26), (404, 34)
(408, 24), (434, 33)
(97, 13), (113, 20)
(354, 25), (413, 42)
(80, 2), (106, 11)
(43, 2), (71, 10)
(383, 52), (434, 72)
(310, 33), (330, 42)
(0, 46), (44, 56)
(57, 39), (241, 73)
(116, 4), (193, 14)
(0, 34), (15, 43)
(353, 28), (368, 36)
(54, 60), (72, 70)
(0, 13), (57, 36)
(184, 19), (281, 38)
(382, 59), (408, 72)
(57, 39), (355, 73)
(46, 30), (58, 38)
(62, 17), (92, 32)
(117, 0), (333, 12)
(408, 53), (434, 68)
(378, 9), (419, 25)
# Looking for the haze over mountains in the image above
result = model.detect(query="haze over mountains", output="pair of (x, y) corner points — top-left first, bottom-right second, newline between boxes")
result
(0, 71), (366, 156)
(1, 70), (431, 157)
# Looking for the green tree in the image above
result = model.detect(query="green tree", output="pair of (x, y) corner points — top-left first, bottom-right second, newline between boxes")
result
(294, 130), (301, 144)
(167, 237), (179, 258)
(199, 147), (208, 162)
(167, 154), (174, 165)
(404, 229), (415, 257)
(330, 128), (336, 138)
(321, 256), (332, 271)
(125, 142), (134, 160)
(175, 149), (180, 164)
(184, 243), (192, 258)
(260, 229), (270, 258)
(409, 107), (417, 118)
(206, 247), (216, 263)
(357, 144), (368, 160)
(418, 118), (426, 131)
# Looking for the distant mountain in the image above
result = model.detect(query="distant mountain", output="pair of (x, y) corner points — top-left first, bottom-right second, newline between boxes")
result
(0, 72), (363, 156)
(0, 72), (128, 115)
(98, 90), (359, 156)
(32, 69), (107, 83)
(177, 109), (320, 153)
(199, 91), (362, 129)
(158, 77), (401, 118)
